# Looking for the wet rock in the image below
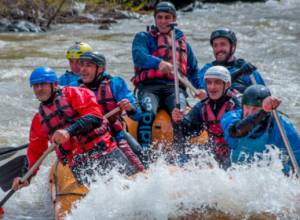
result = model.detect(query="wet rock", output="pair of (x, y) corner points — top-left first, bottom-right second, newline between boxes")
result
(98, 23), (111, 30)
(0, 18), (10, 32)
(180, 2), (204, 12)
(5, 20), (42, 32)
(99, 18), (117, 24)
(103, 9), (140, 20)
(57, 13), (96, 24)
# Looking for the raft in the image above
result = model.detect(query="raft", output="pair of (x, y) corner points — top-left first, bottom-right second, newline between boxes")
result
(49, 160), (89, 220)
(49, 110), (208, 219)
(124, 109), (208, 150)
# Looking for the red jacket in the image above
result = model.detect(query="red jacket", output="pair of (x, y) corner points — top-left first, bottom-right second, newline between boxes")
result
(27, 86), (116, 171)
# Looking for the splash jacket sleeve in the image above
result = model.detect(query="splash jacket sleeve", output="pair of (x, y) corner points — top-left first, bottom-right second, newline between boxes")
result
(228, 110), (269, 137)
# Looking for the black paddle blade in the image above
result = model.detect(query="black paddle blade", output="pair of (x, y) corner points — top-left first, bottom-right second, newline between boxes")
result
(0, 147), (17, 161)
(0, 155), (28, 192)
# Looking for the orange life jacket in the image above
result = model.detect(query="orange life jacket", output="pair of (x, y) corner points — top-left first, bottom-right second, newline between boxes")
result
(94, 76), (124, 133)
(132, 30), (188, 86)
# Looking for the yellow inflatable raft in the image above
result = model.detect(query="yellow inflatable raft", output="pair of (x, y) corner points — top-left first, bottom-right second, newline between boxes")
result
(49, 160), (89, 220)
(124, 109), (208, 149)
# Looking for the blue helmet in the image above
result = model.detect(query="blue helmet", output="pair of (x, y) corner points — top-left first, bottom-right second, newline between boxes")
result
(29, 66), (58, 86)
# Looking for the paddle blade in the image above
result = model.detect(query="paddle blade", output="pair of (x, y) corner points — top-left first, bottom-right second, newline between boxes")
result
(0, 155), (28, 192)
(0, 147), (17, 161)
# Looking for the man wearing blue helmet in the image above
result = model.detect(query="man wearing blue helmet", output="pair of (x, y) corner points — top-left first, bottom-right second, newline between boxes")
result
(221, 85), (300, 173)
(131, 1), (200, 153)
(198, 28), (266, 94)
(12, 66), (136, 190)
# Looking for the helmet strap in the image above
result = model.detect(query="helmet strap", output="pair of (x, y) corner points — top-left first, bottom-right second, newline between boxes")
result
(41, 84), (57, 105)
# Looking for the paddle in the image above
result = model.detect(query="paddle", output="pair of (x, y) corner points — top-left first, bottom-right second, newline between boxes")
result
(0, 155), (28, 192)
(0, 143), (56, 208)
(0, 144), (28, 161)
(170, 22), (180, 109)
(272, 110), (300, 177)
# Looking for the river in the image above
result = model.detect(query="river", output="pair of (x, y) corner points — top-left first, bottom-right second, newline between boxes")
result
(0, 0), (300, 219)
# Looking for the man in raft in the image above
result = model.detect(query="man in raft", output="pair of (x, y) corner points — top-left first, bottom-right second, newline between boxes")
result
(12, 66), (136, 189)
(172, 66), (240, 169)
(78, 51), (145, 172)
(131, 1), (200, 159)
(198, 27), (265, 94)
(221, 85), (300, 173)
(59, 42), (93, 86)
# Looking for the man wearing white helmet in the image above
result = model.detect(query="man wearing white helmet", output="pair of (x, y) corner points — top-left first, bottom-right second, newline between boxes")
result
(172, 66), (240, 168)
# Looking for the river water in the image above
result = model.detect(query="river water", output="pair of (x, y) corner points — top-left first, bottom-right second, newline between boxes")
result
(0, 0), (300, 219)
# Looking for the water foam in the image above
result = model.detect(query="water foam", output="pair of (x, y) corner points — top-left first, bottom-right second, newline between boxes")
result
(66, 147), (300, 220)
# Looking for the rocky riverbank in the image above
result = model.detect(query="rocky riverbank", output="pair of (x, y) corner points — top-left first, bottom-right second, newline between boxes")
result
(0, 0), (269, 33)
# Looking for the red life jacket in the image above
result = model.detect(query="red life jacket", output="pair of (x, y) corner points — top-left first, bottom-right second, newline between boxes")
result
(202, 99), (235, 157)
(94, 76), (124, 133)
(38, 89), (115, 166)
(132, 30), (188, 86)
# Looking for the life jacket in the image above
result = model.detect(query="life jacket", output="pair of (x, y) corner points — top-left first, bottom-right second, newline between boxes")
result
(94, 75), (124, 134)
(213, 58), (253, 93)
(202, 98), (235, 157)
(38, 89), (115, 166)
(132, 29), (188, 86)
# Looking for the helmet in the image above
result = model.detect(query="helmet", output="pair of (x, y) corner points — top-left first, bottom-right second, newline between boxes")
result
(154, 1), (176, 17)
(242, 85), (271, 107)
(210, 27), (237, 46)
(29, 66), (58, 86)
(66, 42), (93, 60)
(204, 66), (231, 84)
(79, 51), (106, 67)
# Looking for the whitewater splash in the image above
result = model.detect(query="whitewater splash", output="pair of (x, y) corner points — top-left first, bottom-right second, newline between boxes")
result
(64, 146), (300, 220)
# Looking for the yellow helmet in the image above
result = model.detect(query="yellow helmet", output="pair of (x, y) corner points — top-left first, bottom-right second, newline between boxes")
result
(65, 42), (93, 60)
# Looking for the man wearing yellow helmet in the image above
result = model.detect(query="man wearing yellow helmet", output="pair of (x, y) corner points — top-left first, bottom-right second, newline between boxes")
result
(59, 42), (93, 86)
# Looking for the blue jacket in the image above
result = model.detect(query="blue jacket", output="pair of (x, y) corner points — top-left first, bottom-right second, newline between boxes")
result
(108, 74), (141, 122)
(221, 109), (300, 172)
(58, 71), (80, 86)
(198, 59), (265, 92)
(132, 28), (200, 88)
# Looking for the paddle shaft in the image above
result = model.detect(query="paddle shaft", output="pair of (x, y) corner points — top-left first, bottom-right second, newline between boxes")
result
(0, 144), (56, 207)
(272, 110), (300, 177)
(177, 74), (198, 94)
(170, 23), (180, 108)
(0, 144), (28, 156)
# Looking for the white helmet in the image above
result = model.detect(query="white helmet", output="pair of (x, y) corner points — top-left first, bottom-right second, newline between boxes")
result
(204, 66), (231, 84)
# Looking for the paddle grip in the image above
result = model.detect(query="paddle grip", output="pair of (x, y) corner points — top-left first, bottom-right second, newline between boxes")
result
(0, 144), (29, 156)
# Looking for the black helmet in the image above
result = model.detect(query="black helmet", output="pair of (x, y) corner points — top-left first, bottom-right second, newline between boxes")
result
(242, 85), (271, 107)
(210, 27), (237, 46)
(154, 1), (176, 17)
(79, 51), (106, 67)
